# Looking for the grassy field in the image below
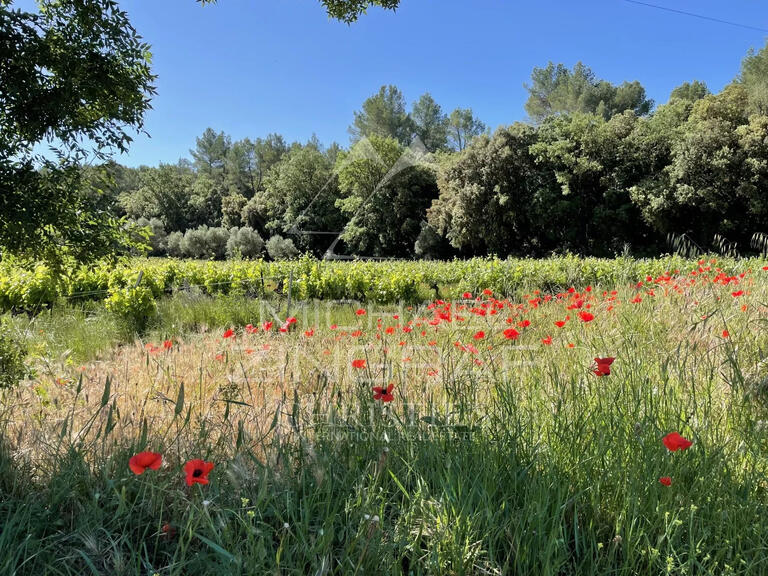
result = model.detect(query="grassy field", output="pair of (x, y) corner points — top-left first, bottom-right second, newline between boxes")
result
(2, 257), (768, 574)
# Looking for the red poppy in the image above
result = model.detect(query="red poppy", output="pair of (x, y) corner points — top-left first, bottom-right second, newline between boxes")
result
(593, 357), (615, 376)
(184, 459), (214, 486)
(554, 320), (567, 328)
(483, 289), (493, 296)
(245, 323), (257, 334)
(722, 330), (730, 338)
(662, 432), (692, 452)
(473, 331), (485, 340)
(541, 335), (553, 345)
(356, 309), (366, 316)
(330, 324), (338, 330)
(462, 292), (473, 299)
(578, 311), (594, 323)
(659, 476), (672, 486)
(262, 321), (273, 331)
(731, 290), (744, 297)
(222, 328), (235, 339)
(129, 451), (162, 475)
(163, 340), (173, 350)
(503, 328), (520, 340)
(518, 319), (531, 328)
(304, 329), (314, 337)
(372, 383), (394, 402)
(352, 359), (367, 369)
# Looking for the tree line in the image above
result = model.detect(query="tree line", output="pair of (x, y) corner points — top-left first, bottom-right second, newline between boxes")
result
(94, 42), (768, 259)
(5, 0), (768, 263)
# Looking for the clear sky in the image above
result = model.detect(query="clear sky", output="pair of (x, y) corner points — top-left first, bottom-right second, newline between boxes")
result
(20, 0), (768, 166)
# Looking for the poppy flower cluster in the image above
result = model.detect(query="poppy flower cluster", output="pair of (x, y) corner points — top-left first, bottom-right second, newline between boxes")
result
(129, 451), (214, 487)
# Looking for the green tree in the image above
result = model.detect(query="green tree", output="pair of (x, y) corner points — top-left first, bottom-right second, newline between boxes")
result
(261, 145), (344, 254)
(1, 0), (155, 262)
(531, 111), (653, 254)
(739, 40), (768, 114)
(631, 85), (755, 246)
(226, 138), (257, 196)
(252, 134), (288, 190)
(349, 85), (414, 145)
(447, 108), (486, 151)
(127, 163), (196, 232)
(524, 62), (653, 122)
(411, 93), (449, 152)
(336, 135), (438, 257)
(429, 124), (551, 256)
(669, 81), (709, 103)
(191, 128), (231, 180)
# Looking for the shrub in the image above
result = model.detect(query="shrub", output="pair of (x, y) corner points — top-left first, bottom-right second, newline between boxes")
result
(0, 322), (30, 389)
(205, 227), (230, 260)
(266, 235), (299, 260)
(181, 226), (209, 259)
(227, 227), (265, 260)
(166, 231), (184, 257)
(104, 285), (157, 330)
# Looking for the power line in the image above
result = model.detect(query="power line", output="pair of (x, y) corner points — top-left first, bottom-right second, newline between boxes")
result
(621, 0), (768, 34)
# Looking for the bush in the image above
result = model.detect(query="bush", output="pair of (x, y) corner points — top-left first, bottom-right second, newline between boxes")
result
(166, 231), (184, 257)
(181, 226), (210, 259)
(266, 235), (299, 260)
(104, 285), (157, 330)
(0, 322), (30, 389)
(227, 227), (265, 259)
(205, 227), (230, 260)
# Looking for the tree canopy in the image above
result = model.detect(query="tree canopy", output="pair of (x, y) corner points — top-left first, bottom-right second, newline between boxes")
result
(5, 0), (768, 263)
(1, 0), (155, 262)
(524, 62), (653, 122)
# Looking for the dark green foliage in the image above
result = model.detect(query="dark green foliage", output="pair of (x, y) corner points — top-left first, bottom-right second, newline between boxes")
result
(336, 136), (439, 257)
(260, 144), (344, 255)
(0, 0), (155, 262)
(429, 124), (551, 256)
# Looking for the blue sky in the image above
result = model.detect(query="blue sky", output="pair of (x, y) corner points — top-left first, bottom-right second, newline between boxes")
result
(20, 0), (768, 166)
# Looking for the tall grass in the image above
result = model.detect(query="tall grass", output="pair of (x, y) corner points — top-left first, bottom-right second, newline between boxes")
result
(1, 262), (768, 574)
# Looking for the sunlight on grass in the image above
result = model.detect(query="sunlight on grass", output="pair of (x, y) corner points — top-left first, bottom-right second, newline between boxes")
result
(2, 260), (768, 574)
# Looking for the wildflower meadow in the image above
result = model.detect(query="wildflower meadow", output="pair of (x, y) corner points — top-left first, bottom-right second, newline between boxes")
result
(2, 257), (768, 574)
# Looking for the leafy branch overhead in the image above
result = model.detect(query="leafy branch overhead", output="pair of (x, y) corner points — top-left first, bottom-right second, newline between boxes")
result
(197, 0), (401, 22)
